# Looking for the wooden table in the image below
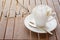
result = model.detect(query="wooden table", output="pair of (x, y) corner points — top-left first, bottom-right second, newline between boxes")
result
(0, 0), (60, 40)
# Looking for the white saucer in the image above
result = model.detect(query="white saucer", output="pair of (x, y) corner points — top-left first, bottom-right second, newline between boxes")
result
(24, 14), (57, 33)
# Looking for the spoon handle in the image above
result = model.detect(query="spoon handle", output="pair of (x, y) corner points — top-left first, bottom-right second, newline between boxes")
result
(41, 27), (53, 35)
(29, 22), (53, 35)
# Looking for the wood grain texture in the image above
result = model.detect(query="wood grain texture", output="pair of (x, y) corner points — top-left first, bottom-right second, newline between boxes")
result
(53, 0), (60, 24)
(58, 0), (60, 5)
(0, 0), (60, 40)
(16, 0), (20, 16)
(29, 0), (36, 12)
(13, 16), (30, 39)
(47, 0), (54, 10)
(41, 0), (47, 5)
(0, 0), (9, 38)
(55, 23), (60, 40)
(0, 17), (7, 39)
(13, 0), (30, 40)
(0, 0), (3, 19)
(9, 0), (16, 17)
(5, 18), (15, 39)
(24, 0), (29, 8)
(3, 0), (11, 17)
(52, 0), (60, 40)
(35, 0), (41, 5)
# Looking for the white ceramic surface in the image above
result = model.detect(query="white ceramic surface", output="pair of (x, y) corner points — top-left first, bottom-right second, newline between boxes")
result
(31, 5), (53, 27)
(24, 14), (57, 33)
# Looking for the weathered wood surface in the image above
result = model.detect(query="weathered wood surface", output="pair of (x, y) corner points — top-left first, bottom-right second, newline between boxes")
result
(0, 0), (60, 40)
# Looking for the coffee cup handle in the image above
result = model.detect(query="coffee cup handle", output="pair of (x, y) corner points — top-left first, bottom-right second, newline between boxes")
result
(48, 12), (56, 22)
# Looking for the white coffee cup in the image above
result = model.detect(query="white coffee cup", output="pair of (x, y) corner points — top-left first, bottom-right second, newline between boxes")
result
(31, 5), (53, 27)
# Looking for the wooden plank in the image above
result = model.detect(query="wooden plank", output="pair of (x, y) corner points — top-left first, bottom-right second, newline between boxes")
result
(55, 23), (60, 40)
(0, 0), (3, 20)
(13, 0), (30, 39)
(30, 0), (35, 6)
(0, 11), (8, 39)
(13, 16), (30, 39)
(47, 0), (55, 10)
(3, 0), (11, 17)
(5, 0), (16, 39)
(39, 34), (47, 40)
(14, 1), (36, 39)
(30, 32), (38, 40)
(24, 0), (29, 8)
(4, 0), (11, 10)
(16, 0), (24, 18)
(0, 12), (1, 20)
(5, 18), (15, 39)
(21, 0), (30, 17)
(35, 0), (41, 6)
(2, 0), (6, 18)
(18, 0), (23, 5)
(58, 0), (60, 5)
(52, 0), (60, 40)
(0, 0), (10, 38)
(48, 31), (57, 40)
(15, 1), (20, 16)
(41, 0), (47, 5)
(29, 0), (36, 12)
(27, 0), (36, 13)
(2, 0), (6, 8)
(9, 0), (16, 17)
(9, 10), (15, 18)
(45, 33), (49, 40)
(53, 0), (60, 24)
(1, 0), (12, 39)
(13, 16), (22, 39)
